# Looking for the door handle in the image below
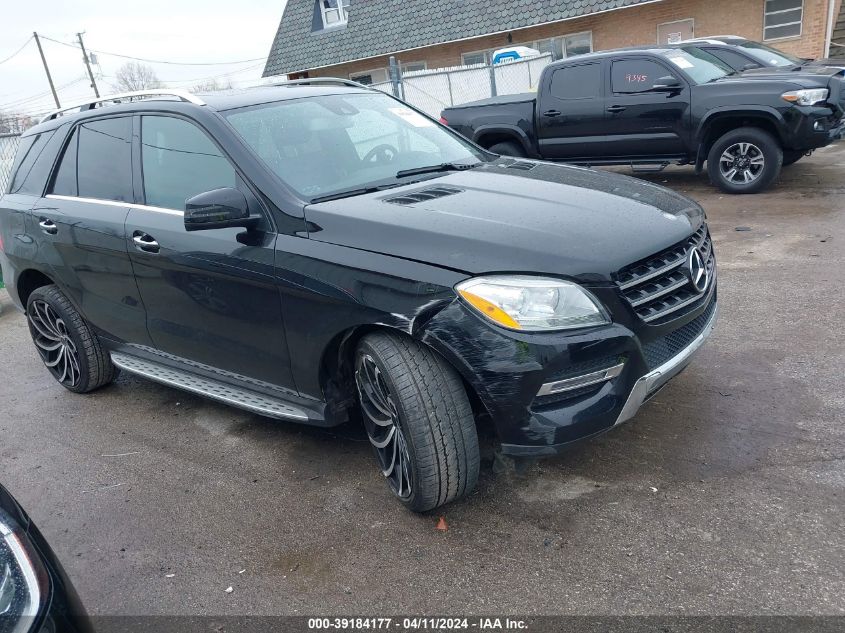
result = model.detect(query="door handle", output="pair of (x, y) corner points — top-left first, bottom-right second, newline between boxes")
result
(132, 232), (160, 253)
(606, 105), (627, 113)
(543, 109), (562, 117)
(38, 218), (58, 235)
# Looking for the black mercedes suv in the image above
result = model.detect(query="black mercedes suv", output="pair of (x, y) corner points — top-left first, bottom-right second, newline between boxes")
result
(0, 82), (717, 511)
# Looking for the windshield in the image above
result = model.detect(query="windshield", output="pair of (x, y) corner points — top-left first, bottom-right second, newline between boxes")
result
(663, 48), (733, 84)
(738, 40), (804, 67)
(224, 92), (485, 201)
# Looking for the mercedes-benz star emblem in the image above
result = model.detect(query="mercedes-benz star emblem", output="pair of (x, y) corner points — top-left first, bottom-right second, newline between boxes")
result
(687, 248), (708, 293)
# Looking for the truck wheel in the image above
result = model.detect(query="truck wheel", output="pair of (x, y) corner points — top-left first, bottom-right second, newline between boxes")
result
(782, 150), (805, 167)
(26, 285), (119, 393)
(354, 332), (480, 512)
(488, 141), (526, 158)
(707, 127), (782, 194)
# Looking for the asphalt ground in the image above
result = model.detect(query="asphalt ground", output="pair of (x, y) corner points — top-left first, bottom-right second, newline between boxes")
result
(1, 144), (843, 616)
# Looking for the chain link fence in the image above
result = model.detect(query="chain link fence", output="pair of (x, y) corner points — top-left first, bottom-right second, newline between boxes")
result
(0, 133), (22, 195)
(370, 54), (553, 118)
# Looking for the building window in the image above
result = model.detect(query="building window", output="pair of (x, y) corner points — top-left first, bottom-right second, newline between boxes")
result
(350, 68), (389, 85)
(533, 32), (593, 60)
(461, 51), (490, 66)
(763, 0), (803, 40)
(320, 0), (349, 28)
(402, 61), (427, 73)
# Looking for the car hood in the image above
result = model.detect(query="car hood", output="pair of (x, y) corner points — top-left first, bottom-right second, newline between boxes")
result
(303, 161), (704, 282)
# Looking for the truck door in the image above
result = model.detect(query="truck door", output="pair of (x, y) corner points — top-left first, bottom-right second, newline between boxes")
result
(602, 56), (691, 158)
(536, 60), (607, 159)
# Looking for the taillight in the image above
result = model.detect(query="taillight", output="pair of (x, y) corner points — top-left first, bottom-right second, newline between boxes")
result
(438, 116), (448, 125)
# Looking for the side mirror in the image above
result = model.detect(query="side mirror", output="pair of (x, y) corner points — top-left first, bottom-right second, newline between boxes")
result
(741, 63), (759, 71)
(184, 187), (258, 232)
(652, 76), (682, 91)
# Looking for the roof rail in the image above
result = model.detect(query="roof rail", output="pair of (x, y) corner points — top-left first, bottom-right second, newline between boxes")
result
(263, 77), (372, 90)
(39, 89), (205, 123)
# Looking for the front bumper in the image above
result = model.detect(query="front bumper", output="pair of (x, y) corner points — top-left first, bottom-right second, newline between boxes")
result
(421, 285), (718, 457)
(614, 302), (717, 426)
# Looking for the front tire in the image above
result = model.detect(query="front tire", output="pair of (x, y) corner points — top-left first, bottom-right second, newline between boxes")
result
(355, 332), (480, 512)
(488, 141), (526, 158)
(707, 127), (782, 194)
(26, 285), (119, 393)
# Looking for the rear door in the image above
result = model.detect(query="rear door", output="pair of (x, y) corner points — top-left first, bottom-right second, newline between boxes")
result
(536, 60), (607, 159)
(602, 56), (691, 158)
(126, 113), (296, 392)
(35, 116), (152, 345)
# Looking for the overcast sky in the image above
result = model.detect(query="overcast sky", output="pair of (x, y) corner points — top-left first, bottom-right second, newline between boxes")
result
(1, 0), (287, 118)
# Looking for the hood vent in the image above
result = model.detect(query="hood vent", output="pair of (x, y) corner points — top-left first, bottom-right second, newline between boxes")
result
(506, 161), (536, 171)
(385, 185), (463, 206)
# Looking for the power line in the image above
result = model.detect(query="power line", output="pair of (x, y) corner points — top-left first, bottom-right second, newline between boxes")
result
(0, 36), (33, 65)
(38, 34), (266, 66)
(0, 77), (87, 111)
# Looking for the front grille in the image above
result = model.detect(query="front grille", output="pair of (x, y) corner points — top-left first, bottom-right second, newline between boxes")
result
(641, 294), (716, 370)
(616, 224), (715, 323)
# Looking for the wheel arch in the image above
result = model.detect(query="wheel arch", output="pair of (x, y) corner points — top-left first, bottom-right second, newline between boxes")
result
(472, 125), (533, 156)
(697, 108), (786, 160)
(14, 268), (55, 308)
(318, 322), (493, 430)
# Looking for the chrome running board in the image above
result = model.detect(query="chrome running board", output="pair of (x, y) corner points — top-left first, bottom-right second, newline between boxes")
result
(110, 352), (309, 421)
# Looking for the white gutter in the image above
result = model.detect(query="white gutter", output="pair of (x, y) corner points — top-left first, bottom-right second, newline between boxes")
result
(826, 0), (837, 57)
(270, 0), (666, 76)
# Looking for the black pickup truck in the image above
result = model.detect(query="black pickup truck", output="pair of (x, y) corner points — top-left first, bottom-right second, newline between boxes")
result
(441, 46), (845, 193)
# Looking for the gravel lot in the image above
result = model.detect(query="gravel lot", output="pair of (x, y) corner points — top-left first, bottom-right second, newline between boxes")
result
(1, 145), (843, 616)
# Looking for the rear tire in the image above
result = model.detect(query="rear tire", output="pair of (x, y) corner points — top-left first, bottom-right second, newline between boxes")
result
(26, 285), (119, 393)
(707, 127), (782, 194)
(488, 141), (526, 158)
(355, 332), (480, 512)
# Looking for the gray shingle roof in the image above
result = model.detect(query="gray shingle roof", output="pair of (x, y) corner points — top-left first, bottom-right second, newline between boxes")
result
(263, 0), (663, 76)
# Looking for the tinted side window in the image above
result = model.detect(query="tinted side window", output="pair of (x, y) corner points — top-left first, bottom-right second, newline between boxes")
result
(141, 116), (236, 210)
(7, 135), (36, 194)
(77, 118), (132, 201)
(549, 63), (602, 100)
(704, 48), (757, 71)
(50, 128), (79, 197)
(612, 59), (676, 94)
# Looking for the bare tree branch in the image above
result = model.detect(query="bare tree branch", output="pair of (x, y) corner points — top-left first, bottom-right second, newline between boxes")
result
(112, 62), (162, 92)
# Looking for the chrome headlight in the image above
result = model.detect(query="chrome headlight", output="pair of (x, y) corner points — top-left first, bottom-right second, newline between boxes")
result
(0, 509), (44, 633)
(456, 275), (609, 331)
(781, 88), (829, 106)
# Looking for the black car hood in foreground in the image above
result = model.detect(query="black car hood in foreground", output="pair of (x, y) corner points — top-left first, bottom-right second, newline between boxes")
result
(304, 161), (704, 281)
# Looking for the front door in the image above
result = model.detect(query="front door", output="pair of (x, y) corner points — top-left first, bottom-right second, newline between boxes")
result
(126, 114), (296, 392)
(536, 60), (607, 159)
(602, 56), (691, 158)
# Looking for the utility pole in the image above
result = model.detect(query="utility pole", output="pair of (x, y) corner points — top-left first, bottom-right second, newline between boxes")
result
(77, 32), (100, 97)
(33, 32), (60, 108)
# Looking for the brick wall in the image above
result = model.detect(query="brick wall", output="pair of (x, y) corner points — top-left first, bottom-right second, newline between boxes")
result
(308, 0), (841, 78)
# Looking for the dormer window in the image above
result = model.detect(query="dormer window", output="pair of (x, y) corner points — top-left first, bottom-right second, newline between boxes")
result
(320, 0), (349, 28)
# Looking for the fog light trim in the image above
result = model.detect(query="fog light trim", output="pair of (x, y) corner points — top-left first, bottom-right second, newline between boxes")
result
(536, 362), (625, 397)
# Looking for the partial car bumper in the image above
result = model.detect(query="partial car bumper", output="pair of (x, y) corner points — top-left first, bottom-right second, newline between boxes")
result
(421, 284), (718, 457)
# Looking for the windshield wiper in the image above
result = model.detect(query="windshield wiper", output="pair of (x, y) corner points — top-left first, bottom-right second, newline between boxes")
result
(395, 161), (480, 179)
(309, 183), (403, 204)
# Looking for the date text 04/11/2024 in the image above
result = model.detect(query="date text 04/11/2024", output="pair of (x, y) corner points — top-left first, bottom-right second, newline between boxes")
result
(307, 617), (529, 630)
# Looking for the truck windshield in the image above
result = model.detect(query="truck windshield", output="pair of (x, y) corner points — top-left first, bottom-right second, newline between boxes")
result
(737, 41), (803, 67)
(663, 48), (734, 84)
(224, 92), (485, 201)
